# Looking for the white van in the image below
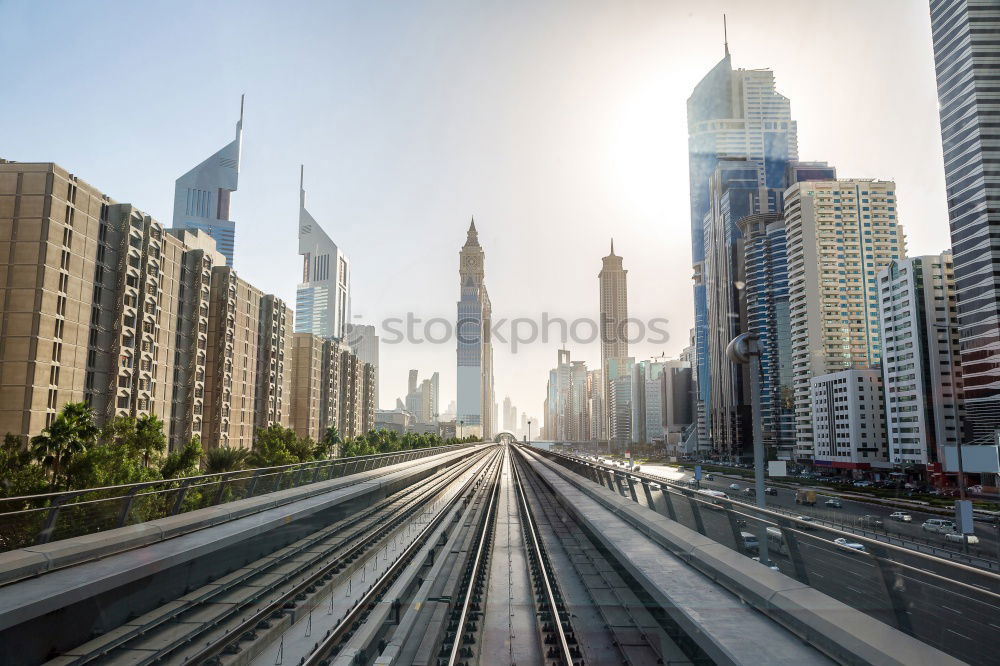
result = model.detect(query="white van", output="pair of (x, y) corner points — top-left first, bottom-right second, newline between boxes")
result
(922, 518), (957, 534)
(739, 531), (759, 554)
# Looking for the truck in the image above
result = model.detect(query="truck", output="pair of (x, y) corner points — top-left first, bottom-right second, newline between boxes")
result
(795, 489), (816, 506)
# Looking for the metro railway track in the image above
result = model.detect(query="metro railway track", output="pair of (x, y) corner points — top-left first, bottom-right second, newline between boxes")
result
(301, 447), (505, 665)
(54, 447), (497, 665)
(509, 451), (580, 666)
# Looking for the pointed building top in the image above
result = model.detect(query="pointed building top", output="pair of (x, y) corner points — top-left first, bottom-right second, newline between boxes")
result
(610, 238), (616, 256)
(723, 14), (730, 57)
(464, 217), (480, 248)
(299, 164), (306, 209)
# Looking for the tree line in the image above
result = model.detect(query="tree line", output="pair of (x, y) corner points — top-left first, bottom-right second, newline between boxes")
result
(0, 402), (479, 498)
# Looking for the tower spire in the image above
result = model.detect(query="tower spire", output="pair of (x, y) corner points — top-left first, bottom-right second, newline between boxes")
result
(299, 164), (305, 209)
(723, 14), (729, 57)
(610, 238), (615, 256)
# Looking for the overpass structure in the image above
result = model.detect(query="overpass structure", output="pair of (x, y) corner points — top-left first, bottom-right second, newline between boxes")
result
(0, 443), (988, 665)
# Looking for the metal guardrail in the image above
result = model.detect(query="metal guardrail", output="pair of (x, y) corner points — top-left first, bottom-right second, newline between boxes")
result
(0, 443), (478, 554)
(536, 448), (1000, 666)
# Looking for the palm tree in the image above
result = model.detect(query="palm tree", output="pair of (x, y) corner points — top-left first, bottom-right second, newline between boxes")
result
(30, 402), (98, 489)
(134, 414), (167, 468)
(203, 446), (250, 474)
(318, 426), (341, 459)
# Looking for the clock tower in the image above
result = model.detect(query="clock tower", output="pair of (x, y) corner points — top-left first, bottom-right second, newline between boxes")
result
(456, 217), (495, 439)
(459, 219), (484, 283)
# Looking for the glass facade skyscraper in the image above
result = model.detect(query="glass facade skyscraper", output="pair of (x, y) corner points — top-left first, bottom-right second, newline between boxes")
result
(687, 49), (798, 453)
(929, 0), (1000, 442)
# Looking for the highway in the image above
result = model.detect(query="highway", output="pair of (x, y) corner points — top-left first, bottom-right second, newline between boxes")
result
(638, 462), (1000, 568)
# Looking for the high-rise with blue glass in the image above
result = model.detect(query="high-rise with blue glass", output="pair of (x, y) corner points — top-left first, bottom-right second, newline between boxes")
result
(929, 0), (1000, 443)
(687, 44), (798, 456)
(172, 97), (244, 266)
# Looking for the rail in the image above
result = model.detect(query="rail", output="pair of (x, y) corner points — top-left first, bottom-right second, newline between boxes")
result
(511, 451), (576, 666)
(181, 447), (497, 666)
(0, 442), (480, 553)
(303, 447), (504, 665)
(445, 450), (502, 665)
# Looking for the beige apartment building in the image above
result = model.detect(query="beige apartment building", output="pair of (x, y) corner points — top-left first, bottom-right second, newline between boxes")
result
(0, 162), (106, 436)
(0, 161), (296, 451)
(290, 332), (325, 440)
(204, 266), (263, 450)
(255, 294), (293, 431)
(784, 179), (907, 460)
(289, 332), (374, 443)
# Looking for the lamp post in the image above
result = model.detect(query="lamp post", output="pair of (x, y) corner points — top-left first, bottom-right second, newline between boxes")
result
(459, 420), (464, 440)
(527, 419), (533, 444)
(932, 322), (971, 553)
(727, 332), (769, 566)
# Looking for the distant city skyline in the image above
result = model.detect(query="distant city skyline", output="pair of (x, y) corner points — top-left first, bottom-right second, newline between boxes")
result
(0, 1), (951, 420)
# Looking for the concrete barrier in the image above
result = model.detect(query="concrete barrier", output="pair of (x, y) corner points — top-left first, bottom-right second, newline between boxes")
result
(519, 446), (964, 666)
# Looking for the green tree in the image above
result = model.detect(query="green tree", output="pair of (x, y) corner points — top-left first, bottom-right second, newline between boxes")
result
(203, 445), (250, 473)
(161, 437), (204, 479)
(315, 426), (341, 459)
(30, 402), (98, 489)
(286, 436), (315, 463)
(249, 424), (298, 467)
(64, 438), (159, 489)
(0, 434), (47, 498)
(134, 414), (167, 468)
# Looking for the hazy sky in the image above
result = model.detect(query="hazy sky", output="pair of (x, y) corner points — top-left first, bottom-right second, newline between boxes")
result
(0, 0), (949, 425)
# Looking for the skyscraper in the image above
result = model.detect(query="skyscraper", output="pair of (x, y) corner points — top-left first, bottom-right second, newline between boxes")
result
(172, 97), (244, 266)
(878, 253), (964, 475)
(346, 323), (379, 408)
(503, 395), (516, 432)
(296, 166), (350, 340)
(456, 219), (495, 438)
(785, 179), (907, 460)
(703, 158), (784, 458)
(599, 240), (628, 441)
(929, 0), (1000, 442)
(687, 46), (798, 451)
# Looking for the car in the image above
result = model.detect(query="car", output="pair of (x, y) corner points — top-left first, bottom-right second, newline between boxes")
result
(834, 537), (867, 552)
(729, 483), (741, 490)
(967, 485), (984, 494)
(861, 515), (883, 528)
(945, 532), (980, 545)
(853, 480), (872, 488)
(923, 518), (957, 533)
(705, 473), (715, 481)
(765, 487), (778, 496)
(889, 511), (912, 522)
(794, 515), (816, 529)
(739, 531), (759, 554)
(742, 487), (755, 495)
(825, 498), (843, 508)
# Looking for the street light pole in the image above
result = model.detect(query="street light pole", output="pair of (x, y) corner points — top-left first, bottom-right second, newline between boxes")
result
(527, 419), (533, 444)
(727, 332), (769, 567)
(933, 322), (971, 552)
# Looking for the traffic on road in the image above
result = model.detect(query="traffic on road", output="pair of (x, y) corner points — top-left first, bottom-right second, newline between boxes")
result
(589, 456), (999, 566)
